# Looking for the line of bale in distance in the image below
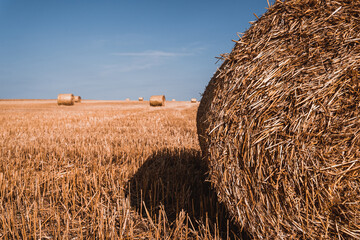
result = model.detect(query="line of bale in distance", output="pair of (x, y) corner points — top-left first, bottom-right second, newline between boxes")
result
(197, 0), (360, 239)
(74, 96), (81, 103)
(57, 94), (81, 106)
(148, 96), (198, 106)
(58, 94), (197, 107)
(150, 95), (166, 106)
(124, 97), (144, 101)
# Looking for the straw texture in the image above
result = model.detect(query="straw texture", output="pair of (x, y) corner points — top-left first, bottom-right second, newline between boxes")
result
(150, 95), (166, 107)
(197, 0), (360, 239)
(57, 94), (74, 106)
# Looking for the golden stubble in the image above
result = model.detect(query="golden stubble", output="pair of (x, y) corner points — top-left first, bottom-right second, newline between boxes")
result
(0, 100), (243, 240)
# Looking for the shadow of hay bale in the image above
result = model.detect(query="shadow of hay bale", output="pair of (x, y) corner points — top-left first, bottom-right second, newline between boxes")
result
(126, 148), (250, 239)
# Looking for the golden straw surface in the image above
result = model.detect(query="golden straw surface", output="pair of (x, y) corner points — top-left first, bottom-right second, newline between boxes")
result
(197, 0), (360, 239)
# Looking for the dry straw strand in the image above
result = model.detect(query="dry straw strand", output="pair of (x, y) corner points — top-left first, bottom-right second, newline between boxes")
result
(150, 95), (166, 107)
(197, 0), (360, 239)
(57, 94), (74, 106)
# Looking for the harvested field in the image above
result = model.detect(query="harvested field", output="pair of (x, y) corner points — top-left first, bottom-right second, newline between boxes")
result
(0, 99), (246, 239)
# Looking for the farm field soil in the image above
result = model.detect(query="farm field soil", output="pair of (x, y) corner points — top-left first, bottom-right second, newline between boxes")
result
(0, 100), (244, 239)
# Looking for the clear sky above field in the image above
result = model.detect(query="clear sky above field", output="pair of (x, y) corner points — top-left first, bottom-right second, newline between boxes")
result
(0, 0), (272, 100)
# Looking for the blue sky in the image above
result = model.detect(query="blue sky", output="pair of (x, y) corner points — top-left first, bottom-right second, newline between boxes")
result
(0, 0), (271, 100)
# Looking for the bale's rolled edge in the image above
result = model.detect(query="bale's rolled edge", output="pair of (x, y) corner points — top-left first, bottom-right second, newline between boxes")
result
(197, 62), (227, 156)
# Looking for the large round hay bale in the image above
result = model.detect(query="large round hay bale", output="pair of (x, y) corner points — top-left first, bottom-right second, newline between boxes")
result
(150, 95), (165, 107)
(138, 97), (144, 101)
(74, 96), (81, 103)
(57, 94), (74, 106)
(191, 98), (197, 103)
(197, 0), (360, 239)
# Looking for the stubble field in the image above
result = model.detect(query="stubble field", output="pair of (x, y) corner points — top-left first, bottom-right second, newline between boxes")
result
(0, 100), (244, 239)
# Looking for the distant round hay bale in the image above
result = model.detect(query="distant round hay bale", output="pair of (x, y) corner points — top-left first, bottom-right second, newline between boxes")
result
(126, 98), (130, 101)
(172, 99), (176, 101)
(74, 96), (81, 103)
(138, 97), (144, 101)
(150, 95), (165, 107)
(191, 98), (197, 103)
(57, 94), (74, 106)
(197, 0), (360, 239)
